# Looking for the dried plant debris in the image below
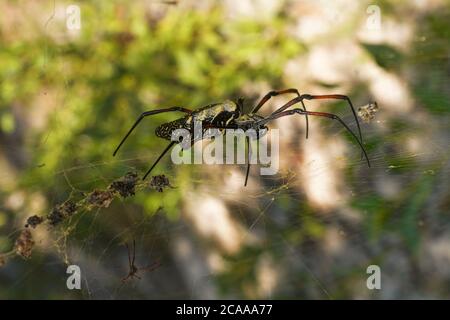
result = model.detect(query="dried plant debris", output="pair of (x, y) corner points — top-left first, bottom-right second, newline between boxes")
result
(47, 200), (78, 226)
(25, 215), (44, 229)
(87, 189), (115, 208)
(109, 172), (138, 198)
(1, 172), (174, 266)
(15, 229), (35, 259)
(47, 207), (64, 226)
(358, 101), (379, 123)
(149, 174), (172, 192)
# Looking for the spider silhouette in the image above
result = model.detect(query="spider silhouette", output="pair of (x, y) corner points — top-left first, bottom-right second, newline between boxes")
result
(122, 240), (160, 282)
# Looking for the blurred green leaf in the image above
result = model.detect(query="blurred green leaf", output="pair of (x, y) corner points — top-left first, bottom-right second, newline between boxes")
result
(362, 43), (404, 70)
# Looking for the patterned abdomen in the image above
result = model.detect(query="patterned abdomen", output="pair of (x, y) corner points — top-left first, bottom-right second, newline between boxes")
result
(154, 100), (239, 141)
(155, 117), (190, 141)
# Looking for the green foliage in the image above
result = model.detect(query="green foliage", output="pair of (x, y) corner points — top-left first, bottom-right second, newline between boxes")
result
(410, 11), (449, 114)
(362, 43), (404, 71)
(399, 174), (434, 252)
(1, 0), (449, 299)
(1, 3), (302, 218)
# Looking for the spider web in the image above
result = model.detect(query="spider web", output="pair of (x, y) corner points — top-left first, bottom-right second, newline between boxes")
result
(1, 0), (449, 300)
(2, 109), (448, 299)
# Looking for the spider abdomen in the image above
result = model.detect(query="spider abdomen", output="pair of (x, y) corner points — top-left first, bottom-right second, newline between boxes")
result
(155, 117), (190, 141)
(155, 100), (239, 141)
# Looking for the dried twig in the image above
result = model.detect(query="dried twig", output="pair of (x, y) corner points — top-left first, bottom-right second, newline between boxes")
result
(0, 173), (173, 267)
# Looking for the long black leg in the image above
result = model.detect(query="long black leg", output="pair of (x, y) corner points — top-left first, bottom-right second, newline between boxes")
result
(307, 95), (362, 152)
(245, 136), (251, 186)
(252, 89), (309, 138)
(142, 141), (176, 180)
(113, 107), (192, 156)
(252, 89), (301, 113)
(261, 108), (371, 167)
(271, 94), (363, 155)
(204, 123), (256, 187)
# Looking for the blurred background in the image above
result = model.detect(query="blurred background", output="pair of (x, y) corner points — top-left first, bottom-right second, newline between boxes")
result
(0, 0), (449, 299)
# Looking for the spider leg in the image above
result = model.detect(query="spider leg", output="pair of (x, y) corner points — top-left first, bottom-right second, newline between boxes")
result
(142, 141), (176, 180)
(261, 108), (371, 167)
(252, 89), (309, 139)
(113, 107), (192, 156)
(271, 94), (364, 157)
(252, 89), (301, 113)
(304, 95), (362, 151)
(203, 123), (255, 186)
(245, 136), (251, 186)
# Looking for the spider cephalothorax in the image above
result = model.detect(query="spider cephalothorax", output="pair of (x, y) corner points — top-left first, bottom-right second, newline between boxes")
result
(113, 89), (371, 186)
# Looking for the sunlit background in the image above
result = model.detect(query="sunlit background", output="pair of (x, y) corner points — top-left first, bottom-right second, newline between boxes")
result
(0, 0), (449, 299)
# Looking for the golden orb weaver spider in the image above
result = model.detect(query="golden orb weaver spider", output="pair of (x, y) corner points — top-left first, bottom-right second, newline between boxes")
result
(113, 89), (371, 186)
